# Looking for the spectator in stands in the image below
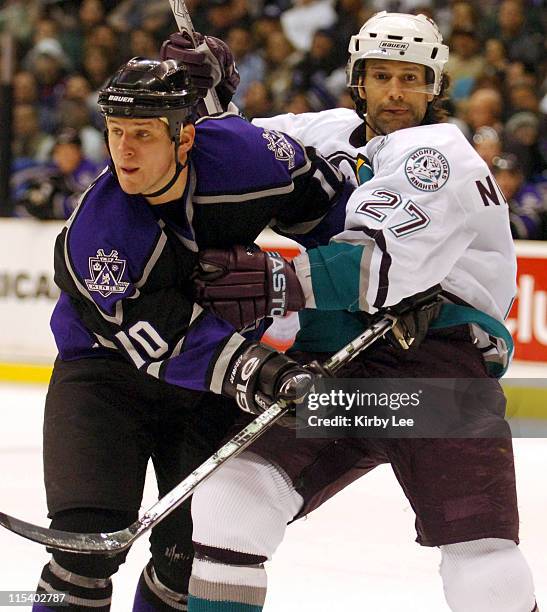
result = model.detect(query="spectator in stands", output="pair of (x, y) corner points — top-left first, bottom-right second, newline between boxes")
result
(264, 30), (302, 112)
(472, 126), (503, 170)
(57, 0), (107, 71)
(86, 24), (120, 60)
(493, 154), (546, 240)
(446, 28), (486, 103)
(129, 28), (160, 59)
(24, 37), (71, 134)
(13, 71), (39, 106)
(242, 81), (275, 119)
(437, 0), (481, 38)
(107, 0), (173, 35)
(483, 38), (508, 82)
(291, 28), (339, 109)
(55, 98), (106, 164)
(15, 128), (100, 220)
(193, 0), (250, 38)
(332, 0), (363, 66)
(0, 0), (41, 48)
(465, 87), (504, 133)
(280, 0), (337, 53)
(12, 103), (54, 163)
(79, 0), (106, 33)
(284, 89), (315, 113)
(82, 44), (115, 91)
(486, 0), (544, 66)
(504, 111), (546, 181)
(63, 74), (103, 130)
(226, 26), (265, 108)
(251, 4), (283, 48)
(507, 83), (540, 115)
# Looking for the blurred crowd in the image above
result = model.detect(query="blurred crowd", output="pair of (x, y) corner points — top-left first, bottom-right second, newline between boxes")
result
(1, 0), (546, 239)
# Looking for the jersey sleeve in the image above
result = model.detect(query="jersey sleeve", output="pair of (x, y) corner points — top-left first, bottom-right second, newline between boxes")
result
(191, 114), (346, 247)
(52, 178), (251, 393)
(252, 112), (319, 141)
(292, 124), (510, 314)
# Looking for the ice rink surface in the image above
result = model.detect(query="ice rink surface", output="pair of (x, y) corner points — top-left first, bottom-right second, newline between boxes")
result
(0, 382), (545, 611)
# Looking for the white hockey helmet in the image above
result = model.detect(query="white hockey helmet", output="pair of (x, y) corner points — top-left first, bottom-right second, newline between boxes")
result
(347, 11), (449, 96)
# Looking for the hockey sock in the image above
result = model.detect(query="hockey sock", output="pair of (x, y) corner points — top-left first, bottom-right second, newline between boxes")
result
(133, 560), (188, 611)
(187, 554), (265, 612)
(188, 452), (303, 612)
(440, 538), (536, 612)
(34, 559), (112, 610)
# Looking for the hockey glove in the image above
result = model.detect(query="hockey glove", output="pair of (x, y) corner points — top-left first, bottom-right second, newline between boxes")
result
(194, 246), (305, 330)
(160, 32), (240, 113)
(223, 342), (315, 417)
(384, 285), (443, 350)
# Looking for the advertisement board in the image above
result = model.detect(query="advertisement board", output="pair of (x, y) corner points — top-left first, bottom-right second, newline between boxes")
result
(0, 222), (545, 378)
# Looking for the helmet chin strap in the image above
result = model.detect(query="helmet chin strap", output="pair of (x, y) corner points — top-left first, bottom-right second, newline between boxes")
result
(142, 137), (189, 199)
(142, 158), (187, 198)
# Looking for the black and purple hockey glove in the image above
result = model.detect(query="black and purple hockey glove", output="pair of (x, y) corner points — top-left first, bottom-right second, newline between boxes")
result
(194, 245), (305, 330)
(160, 31), (240, 114)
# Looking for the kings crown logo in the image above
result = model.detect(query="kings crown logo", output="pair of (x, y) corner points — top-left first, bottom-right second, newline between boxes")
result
(85, 249), (129, 298)
(262, 130), (296, 169)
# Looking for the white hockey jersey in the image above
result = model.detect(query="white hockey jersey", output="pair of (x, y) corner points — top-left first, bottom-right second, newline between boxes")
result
(255, 113), (516, 374)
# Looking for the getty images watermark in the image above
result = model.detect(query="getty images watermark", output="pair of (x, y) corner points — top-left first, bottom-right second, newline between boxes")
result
(295, 378), (518, 438)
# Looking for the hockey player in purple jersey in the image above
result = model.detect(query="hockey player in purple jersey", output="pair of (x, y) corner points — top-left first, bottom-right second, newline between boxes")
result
(163, 12), (538, 612)
(32, 56), (351, 611)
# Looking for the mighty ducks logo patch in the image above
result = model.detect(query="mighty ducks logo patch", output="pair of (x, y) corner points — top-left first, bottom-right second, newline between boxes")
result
(85, 249), (129, 298)
(405, 148), (449, 192)
(262, 130), (296, 169)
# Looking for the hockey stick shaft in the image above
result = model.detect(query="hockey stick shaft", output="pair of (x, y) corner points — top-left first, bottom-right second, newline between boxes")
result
(168, 0), (223, 115)
(0, 315), (399, 553)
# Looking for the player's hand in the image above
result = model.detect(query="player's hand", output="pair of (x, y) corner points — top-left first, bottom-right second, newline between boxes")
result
(384, 285), (443, 350)
(194, 246), (305, 330)
(160, 32), (240, 113)
(222, 342), (315, 420)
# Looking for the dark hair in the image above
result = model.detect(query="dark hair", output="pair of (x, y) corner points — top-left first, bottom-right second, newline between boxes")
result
(422, 72), (451, 125)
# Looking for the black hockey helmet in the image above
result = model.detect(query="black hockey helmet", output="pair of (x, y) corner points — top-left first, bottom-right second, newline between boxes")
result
(98, 57), (199, 143)
(99, 57), (200, 198)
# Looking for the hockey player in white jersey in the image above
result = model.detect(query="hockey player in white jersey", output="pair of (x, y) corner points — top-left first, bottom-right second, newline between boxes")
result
(162, 12), (538, 612)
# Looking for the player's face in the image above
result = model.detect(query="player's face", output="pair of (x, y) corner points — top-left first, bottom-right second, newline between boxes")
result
(106, 117), (176, 196)
(359, 60), (434, 137)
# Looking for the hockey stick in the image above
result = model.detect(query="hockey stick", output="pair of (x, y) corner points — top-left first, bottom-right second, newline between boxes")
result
(0, 286), (441, 553)
(168, 0), (223, 115)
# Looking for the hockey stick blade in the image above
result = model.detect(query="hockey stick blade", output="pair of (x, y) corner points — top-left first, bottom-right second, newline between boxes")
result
(0, 402), (287, 553)
(0, 511), (137, 554)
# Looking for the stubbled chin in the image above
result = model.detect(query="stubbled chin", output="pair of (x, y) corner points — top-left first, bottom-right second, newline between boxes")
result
(379, 117), (416, 133)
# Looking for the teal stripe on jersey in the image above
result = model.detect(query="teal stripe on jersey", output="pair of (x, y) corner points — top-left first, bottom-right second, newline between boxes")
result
(188, 596), (262, 612)
(307, 243), (364, 311)
(431, 304), (514, 377)
(293, 309), (367, 352)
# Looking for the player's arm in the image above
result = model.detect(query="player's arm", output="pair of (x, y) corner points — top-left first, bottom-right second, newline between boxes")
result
(194, 127), (482, 316)
(52, 224), (313, 412)
(192, 115), (349, 246)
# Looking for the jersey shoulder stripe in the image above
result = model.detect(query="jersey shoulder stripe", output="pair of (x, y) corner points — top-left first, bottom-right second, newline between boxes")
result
(193, 114), (310, 200)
